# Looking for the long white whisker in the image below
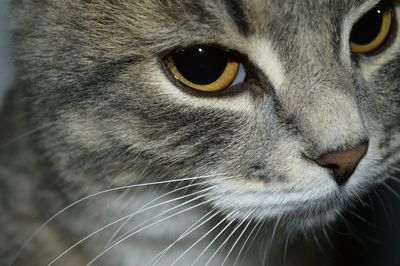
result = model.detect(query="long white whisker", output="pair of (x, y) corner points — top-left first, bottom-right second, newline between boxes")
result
(47, 186), (213, 266)
(322, 225), (335, 251)
(104, 179), (215, 248)
(221, 213), (254, 266)
(347, 209), (373, 227)
(283, 227), (291, 266)
(103, 163), (157, 240)
(149, 210), (219, 266)
(387, 175), (400, 188)
(388, 165), (400, 172)
(233, 218), (262, 266)
(311, 228), (325, 256)
(85, 198), (215, 266)
(11, 174), (218, 266)
(348, 186), (367, 207)
(242, 220), (265, 266)
(205, 212), (252, 266)
(383, 170), (400, 184)
(109, 186), (215, 246)
(0, 122), (57, 149)
(367, 193), (377, 222)
(382, 181), (400, 201)
(371, 188), (393, 228)
(335, 210), (366, 249)
(262, 215), (281, 263)
(187, 213), (235, 266)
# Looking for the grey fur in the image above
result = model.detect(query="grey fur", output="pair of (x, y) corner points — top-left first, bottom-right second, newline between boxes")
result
(1, 0), (399, 265)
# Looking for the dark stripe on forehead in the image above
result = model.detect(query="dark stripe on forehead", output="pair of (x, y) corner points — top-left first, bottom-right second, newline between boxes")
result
(224, 0), (250, 35)
(59, 55), (138, 103)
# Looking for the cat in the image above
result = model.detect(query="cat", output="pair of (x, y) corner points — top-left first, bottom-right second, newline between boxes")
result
(1, 0), (400, 265)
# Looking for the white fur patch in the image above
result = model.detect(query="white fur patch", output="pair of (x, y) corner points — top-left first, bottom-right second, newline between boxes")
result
(248, 37), (286, 89)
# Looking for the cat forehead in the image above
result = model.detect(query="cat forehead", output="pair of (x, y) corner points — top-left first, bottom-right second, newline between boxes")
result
(146, 0), (378, 29)
(117, 0), (380, 50)
(223, 0), (376, 33)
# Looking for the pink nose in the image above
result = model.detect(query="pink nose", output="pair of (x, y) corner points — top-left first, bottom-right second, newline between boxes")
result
(314, 143), (368, 186)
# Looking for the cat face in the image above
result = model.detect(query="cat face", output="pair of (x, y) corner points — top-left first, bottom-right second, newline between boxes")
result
(13, 0), (400, 231)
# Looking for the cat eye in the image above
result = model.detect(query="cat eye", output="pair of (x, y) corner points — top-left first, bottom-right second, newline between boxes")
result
(164, 46), (246, 92)
(350, 0), (393, 54)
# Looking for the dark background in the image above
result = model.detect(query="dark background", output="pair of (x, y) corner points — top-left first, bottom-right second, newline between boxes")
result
(0, 0), (13, 104)
(336, 172), (400, 266)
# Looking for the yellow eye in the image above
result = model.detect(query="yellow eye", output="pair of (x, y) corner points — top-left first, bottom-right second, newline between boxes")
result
(164, 46), (246, 92)
(350, 0), (392, 54)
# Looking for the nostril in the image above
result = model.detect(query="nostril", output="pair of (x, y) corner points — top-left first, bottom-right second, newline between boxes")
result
(313, 143), (368, 186)
(324, 164), (340, 170)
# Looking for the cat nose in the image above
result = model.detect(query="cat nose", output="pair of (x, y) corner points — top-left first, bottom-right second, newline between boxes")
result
(314, 143), (368, 186)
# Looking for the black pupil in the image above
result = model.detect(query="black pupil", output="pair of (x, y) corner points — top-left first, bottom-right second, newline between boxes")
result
(172, 46), (229, 85)
(350, 5), (385, 45)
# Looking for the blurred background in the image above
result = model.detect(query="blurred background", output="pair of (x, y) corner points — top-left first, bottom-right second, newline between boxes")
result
(0, 0), (13, 104)
(0, 1), (398, 265)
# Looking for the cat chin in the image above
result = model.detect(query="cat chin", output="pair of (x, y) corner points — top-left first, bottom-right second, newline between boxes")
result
(205, 179), (346, 233)
(214, 202), (341, 233)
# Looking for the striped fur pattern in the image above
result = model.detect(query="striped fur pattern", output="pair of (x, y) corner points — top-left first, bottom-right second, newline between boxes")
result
(1, 0), (399, 265)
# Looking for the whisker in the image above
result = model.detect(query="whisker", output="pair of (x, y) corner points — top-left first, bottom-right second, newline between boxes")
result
(382, 181), (400, 201)
(104, 179), (215, 248)
(183, 175), (198, 194)
(283, 227), (291, 266)
(387, 174), (400, 187)
(322, 225), (335, 251)
(205, 212), (252, 266)
(371, 188), (393, 228)
(348, 187), (368, 207)
(171, 213), (232, 266)
(335, 210), (367, 249)
(109, 186), (216, 246)
(233, 218), (262, 266)
(367, 193), (377, 223)
(0, 122), (57, 149)
(242, 219), (265, 266)
(189, 213), (234, 266)
(220, 126), (252, 153)
(104, 162), (156, 214)
(11, 174), (219, 266)
(325, 220), (347, 236)
(47, 186), (213, 266)
(149, 209), (219, 266)
(262, 215), (281, 264)
(221, 213), (254, 266)
(311, 228), (326, 257)
(388, 165), (400, 172)
(85, 198), (216, 266)
(346, 209), (374, 227)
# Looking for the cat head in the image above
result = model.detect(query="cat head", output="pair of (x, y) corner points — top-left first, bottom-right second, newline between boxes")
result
(11, 0), (400, 230)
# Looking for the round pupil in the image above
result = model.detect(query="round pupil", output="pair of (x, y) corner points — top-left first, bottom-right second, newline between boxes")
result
(172, 47), (228, 85)
(350, 6), (384, 45)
